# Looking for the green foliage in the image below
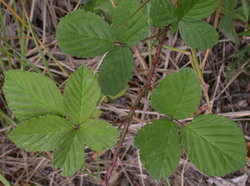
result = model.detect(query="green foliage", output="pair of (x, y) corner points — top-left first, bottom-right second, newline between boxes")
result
(150, 0), (177, 27)
(176, 0), (218, 22)
(151, 68), (201, 119)
(3, 71), (64, 121)
(84, 0), (120, 16)
(112, 0), (148, 46)
(182, 114), (247, 176)
(98, 47), (134, 96)
(149, 0), (219, 50)
(56, 10), (115, 58)
(219, 16), (239, 44)
(135, 119), (181, 180)
(0, 174), (11, 186)
(4, 0), (248, 181)
(179, 21), (218, 50)
(8, 116), (73, 152)
(222, 0), (238, 9)
(5, 66), (119, 176)
(64, 66), (101, 123)
(136, 69), (246, 180)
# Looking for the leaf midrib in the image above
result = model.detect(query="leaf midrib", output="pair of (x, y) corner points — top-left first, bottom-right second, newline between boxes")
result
(185, 125), (243, 163)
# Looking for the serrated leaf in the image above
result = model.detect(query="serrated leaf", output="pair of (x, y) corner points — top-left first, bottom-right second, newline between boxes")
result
(8, 116), (72, 152)
(80, 119), (119, 151)
(56, 10), (115, 58)
(112, 0), (148, 46)
(135, 119), (181, 180)
(53, 130), (84, 176)
(219, 16), (239, 44)
(64, 66), (101, 124)
(53, 119), (119, 176)
(182, 114), (247, 176)
(150, 0), (177, 27)
(178, 21), (218, 50)
(3, 71), (64, 121)
(151, 68), (201, 119)
(176, 0), (218, 22)
(98, 47), (134, 97)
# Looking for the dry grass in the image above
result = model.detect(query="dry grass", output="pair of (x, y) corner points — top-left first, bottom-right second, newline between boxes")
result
(0, 0), (250, 185)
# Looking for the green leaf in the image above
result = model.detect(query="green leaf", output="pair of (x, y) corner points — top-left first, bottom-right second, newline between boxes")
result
(8, 116), (73, 152)
(80, 119), (119, 151)
(222, 0), (238, 9)
(64, 66), (101, 124)
(241, 0), (249, 20)
(53, 119), (119, 176)
(176, 0), (218, 22)
(151, 68), (201, 119)
(53, 130), (85, 176)
(182, 114), (247, 176)
(0, 174), (11, 186)
(98, 47), (134, 97)
(112, 0), (148, 46)
(135, 119), (181, 180)
(178, 21), (218, 50)
(3, 71), (64, 121)
(150, 0), (177, 27)
(84, 0), (121, 16)
(56, 10), (115, 58)
(219, 16), (239, 44)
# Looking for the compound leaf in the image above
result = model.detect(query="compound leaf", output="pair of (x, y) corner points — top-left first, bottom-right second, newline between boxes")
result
(182, 114), (247, 176)
(53, 130), (85, 176)
(178, 21), (218, 50)
(151, 68), (201, 119)
(150, 0), (177, 27)
(113, 0), (148, 46)
(176, 0), (218, 22)
(80, 119), (119, 152)
(64, 66), (101, 124)
(98, 47), (134, 97)
(56, 10), (115, 58)
(8, 116), (72, 152)
(53, 119), (119, 176)
(135, 119), (181, 180)
(3, 71), (64, 121)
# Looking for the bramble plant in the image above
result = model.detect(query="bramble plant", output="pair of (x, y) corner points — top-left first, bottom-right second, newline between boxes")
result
(3, 0), (248, 185)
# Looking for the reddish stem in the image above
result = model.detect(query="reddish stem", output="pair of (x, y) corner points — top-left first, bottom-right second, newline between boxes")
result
(103, 26), (171, 186)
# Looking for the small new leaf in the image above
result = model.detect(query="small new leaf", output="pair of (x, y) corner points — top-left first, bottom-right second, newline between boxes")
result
(135, 119), (181, 180)
(8, 116), (73, 152)
(64, 66), (101, 124)
(151, 68), (201, 119)
(56, 10), (115, 58)
(3, 71), (64, 121)
(98, 47), (134, 97)
(182, 114), (247, 176)
(112, 0), (148, 46)
(178, 21), (218, 50)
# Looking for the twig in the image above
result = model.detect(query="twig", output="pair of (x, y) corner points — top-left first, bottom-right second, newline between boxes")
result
(103, 25), (171, 186)
(201, 0), (223, 70)
(110, 0), (117, 8)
